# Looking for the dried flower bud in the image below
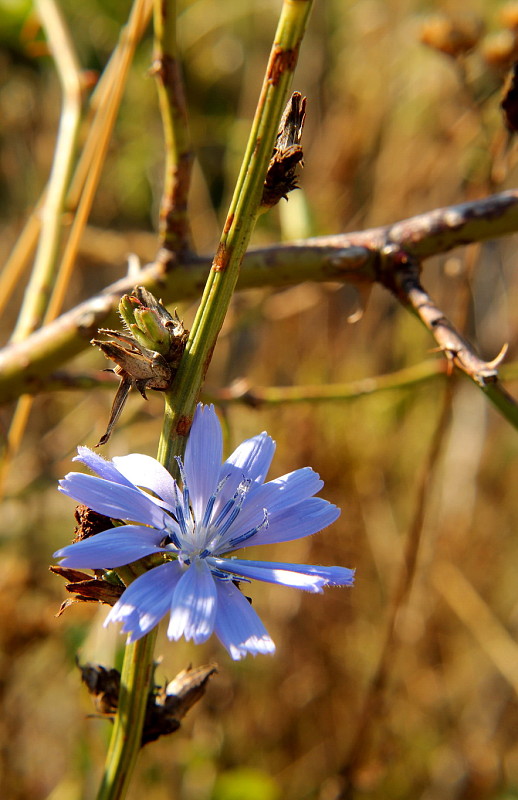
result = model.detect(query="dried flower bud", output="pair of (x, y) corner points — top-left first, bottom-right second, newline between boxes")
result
(78, 662), (120, 715)
(261, 92), (307, 210)
(76, 660), (217, 746)
(73, 503), (115, 542)
(500, 2), (518, 32)
(482, 31), (518, 73)
(92, 286), (189, 445)
(50, 565), (124, 615)
(420, 15), (483, 57)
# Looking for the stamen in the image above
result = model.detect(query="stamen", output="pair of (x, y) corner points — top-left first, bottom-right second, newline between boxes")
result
(200, 493), (216, 529)
(175, 457), (191, 516)
(159, 530), (181, 549)
(228, 509), (269, 548)
(172, 481), (189, 538)
(216, 506), (241, 537)
(212, 498), (237, 531)
(200, 473), (231, 529)
(214, 478), (252, 536)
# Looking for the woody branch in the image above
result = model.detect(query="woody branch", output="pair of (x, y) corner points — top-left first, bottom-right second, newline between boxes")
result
(0, 189), (517, 405)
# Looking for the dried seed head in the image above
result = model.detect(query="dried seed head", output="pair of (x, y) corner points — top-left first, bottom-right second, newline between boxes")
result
(261, 92), (307, 210)
(75, 660), (217, 746)
(92, 287), (189, 445)
(482, 31), (518, 73)
(419, 15), (483, 57)
(500, 2), (518, 32)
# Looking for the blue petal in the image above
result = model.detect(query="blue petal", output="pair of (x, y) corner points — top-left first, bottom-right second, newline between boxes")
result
(209, 557), (355, 591)
(246, 467), (324, 514)
(59, 473), (169, 528)
(184, 404), (223, 523)
(53, 525), (165, 568)
(209, 557), (325, 592)
(213, 579), (275, 660)
(74, 446), (136, 487)
(214, 432), (276, 515)
(167, 559), (217, 644)
(106, 562), (182, 642)
(112, 453), (179, 509)
(214, 468), (324, 546)
(221, 431), (275, 485)
(235, 498), (340, 548)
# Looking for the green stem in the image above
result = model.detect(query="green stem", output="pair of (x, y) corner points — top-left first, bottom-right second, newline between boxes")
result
(96, 5), (313, 797)
(11, 0), (82, 342)
(158, 0), (314, 468)
(96, 629), (158, 800)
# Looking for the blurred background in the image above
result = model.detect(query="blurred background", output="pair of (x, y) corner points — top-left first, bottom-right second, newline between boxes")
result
(1, 0), (518, 798)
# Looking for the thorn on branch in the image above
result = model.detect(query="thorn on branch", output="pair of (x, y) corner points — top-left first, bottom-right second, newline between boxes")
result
(381, 249), (509, 386)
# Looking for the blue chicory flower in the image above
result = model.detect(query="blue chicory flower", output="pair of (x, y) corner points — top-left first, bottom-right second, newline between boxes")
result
(54, 404), (354, 659)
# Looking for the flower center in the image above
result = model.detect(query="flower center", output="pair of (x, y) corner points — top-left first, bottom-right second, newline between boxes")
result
(167, 458), (268, 562)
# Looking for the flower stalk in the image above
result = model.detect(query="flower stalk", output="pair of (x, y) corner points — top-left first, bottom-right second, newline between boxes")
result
(84, 2), (314, 797)
(96, 629), (158, 800)
(158, 0), (315, 470)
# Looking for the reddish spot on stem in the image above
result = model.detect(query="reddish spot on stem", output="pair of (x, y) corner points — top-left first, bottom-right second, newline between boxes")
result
(176, 414), (193, 437)
(223, 213), (234, 235)
(213, 242), (232, 272)
(268, 45), (300, 86)
(203, 344), (216, 376)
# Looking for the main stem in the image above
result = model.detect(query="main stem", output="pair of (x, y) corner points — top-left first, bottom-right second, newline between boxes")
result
(158, 0), (314, 467)
(96, 629), (158, 800)
(95, 2), (313, 798)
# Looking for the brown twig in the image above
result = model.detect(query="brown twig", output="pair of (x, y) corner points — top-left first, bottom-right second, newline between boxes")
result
(1, 190), (518, 411)
(380, 248), (508, 385)
(151, 0), (193, 258)
(378, 248), (518, 427)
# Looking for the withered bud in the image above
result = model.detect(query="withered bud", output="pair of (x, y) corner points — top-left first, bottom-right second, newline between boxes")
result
(143, 664), (217, 745)
(92, 286), (189, 446)
(261, 92), (307, 210)
(77, 661), (217, 746)
(501, 2), (518, 32)
(419, 15), (483, 57)
(78, 661), (120, 715)
(50, 566), (125, 615)
(482, 31), (518, 73)
(73, 503), (115, 542)
(51, 504), (123, 614)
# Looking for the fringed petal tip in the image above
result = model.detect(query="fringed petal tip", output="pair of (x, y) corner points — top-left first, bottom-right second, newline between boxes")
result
(228, 636), (276, 660)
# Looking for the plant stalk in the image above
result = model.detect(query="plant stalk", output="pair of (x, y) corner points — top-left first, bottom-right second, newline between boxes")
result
(158, 0), (314, 467)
